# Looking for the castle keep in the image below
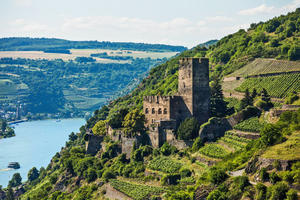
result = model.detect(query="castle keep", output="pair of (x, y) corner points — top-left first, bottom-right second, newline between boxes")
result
(144, 57), (210, 127)
(144, 57), (210, 148)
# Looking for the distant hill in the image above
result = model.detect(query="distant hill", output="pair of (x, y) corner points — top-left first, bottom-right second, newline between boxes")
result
(0, 37), (187, 52)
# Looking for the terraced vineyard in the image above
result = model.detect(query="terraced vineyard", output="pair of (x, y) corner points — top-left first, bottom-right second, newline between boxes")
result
(229, 59), (300, 77)
(199, 143), (230, 159)
(148, 156), (182, 173)
(109, 179), (166, 200)
(219, 133), (250, 150)
(233, 117), (266, 133)
(235, 73), (300, 98)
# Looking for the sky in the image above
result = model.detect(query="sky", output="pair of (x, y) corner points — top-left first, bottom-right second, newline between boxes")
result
(0, 0), (299, 48)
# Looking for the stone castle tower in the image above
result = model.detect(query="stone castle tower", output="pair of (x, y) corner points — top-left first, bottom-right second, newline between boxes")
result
(143, 57), (210, 129)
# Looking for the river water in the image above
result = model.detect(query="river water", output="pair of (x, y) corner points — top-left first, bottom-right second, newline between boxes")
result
(0, 118), (86, 187)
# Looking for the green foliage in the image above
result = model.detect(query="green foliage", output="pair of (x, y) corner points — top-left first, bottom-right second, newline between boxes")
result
(210, 76), (228, 117)
(27, 167), (39, 182)
(102, 169), (116, 182)
(191, 137), (203, 152)
(266, 182), (289, 200)
(8, 173), (22, 187)
(233, 117), (266, 133)
(166, 190), (191, 200)
(260, 123), (282, 146)
(109, 179), (165, 200)
(269, 172), (281, 183)
(160, 142), (178, 156)
(209, 169), (228, 185)
(92, 120), (107, 136)
(199, 143), (230, 159)
(148, 156), (182, 173)
(179, 168), (192, 178)
(123, 108), (145, 137)
(288, 45), (300, 61)
(177, 117), (199, 140)
(285, 93), (300, 104)
(286, 189), (298, 200)
(84, 168), (97, 183)
(68, 132), (78, 141)
(236, 73), (300, 98)
(108, 108), (129, 129)
(207, 189), (226, 200)
(255, 182), (267, 200)
(49, 174), (58, 184)
(233, 176), (250, 192)
(260, 167), (269, 181)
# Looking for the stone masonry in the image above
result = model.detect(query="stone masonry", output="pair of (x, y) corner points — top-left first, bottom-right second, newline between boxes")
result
(144, 57), (210, 147)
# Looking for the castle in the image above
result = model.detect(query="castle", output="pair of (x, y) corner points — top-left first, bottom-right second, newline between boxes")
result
(86, 57), (211, 156)
(144, 57), (210, 127)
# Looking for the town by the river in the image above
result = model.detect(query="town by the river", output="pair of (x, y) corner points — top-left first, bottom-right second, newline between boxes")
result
(0, 118), (86, 188)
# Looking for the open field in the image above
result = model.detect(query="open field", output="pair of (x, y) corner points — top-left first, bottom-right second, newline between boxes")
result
(0, 49), (179, 63)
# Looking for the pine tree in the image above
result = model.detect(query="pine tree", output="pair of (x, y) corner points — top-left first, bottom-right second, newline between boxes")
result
(210, 76), (228, 117)
(240, 88), (253, 109)
(251, 88), (257, 101)
(5, 186), (14, 200)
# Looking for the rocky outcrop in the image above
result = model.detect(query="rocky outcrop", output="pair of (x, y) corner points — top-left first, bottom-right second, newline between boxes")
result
(245, 157), (299, 174)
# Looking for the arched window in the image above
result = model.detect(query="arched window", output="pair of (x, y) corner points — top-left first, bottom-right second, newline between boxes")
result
(152, 108), (155, 114)
(163, 108), (167, 114)
(145, 108), (149, 114)
(158, 108), (162, 114)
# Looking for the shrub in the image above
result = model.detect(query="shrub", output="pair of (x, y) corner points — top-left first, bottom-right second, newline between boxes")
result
(49, 174), (58, 184)
(210, 169), (228, 185)
(102, 170), (115, 182)
(180, 168), (192, 178)
(233, 176), (251, 192)
(286, 189), (298, 200)
(191, 137), (203, 152)
(266, 182), (289, 200)
(269, 172), (281, 184)
(260, 167), (269, 181)
(177, 117), (199, 140)
(254, 100), (267, 109)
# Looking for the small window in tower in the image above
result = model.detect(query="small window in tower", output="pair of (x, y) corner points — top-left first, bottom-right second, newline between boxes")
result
(164, 108), (167, 114)
(158, 108), (162, 114)
(152, 108), (155, 114)
(145, 108), (149, 114)
(179, 110), (182, 114)
(183, 82), (185, 88)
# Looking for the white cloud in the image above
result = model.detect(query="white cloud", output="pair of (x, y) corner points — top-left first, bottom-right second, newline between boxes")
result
(13, 0), (33, 6)
(21, 22), (53, 32)
(237, 4), (274, 15)
(237, 0), (300, 16)
(9, 19), (54, 32)
(10, 19), (25, 26)
(61, 16), (194, 35)
(205, 16), (235, 22)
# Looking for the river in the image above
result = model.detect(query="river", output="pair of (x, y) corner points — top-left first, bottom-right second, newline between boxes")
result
(0, 118), (86, 188)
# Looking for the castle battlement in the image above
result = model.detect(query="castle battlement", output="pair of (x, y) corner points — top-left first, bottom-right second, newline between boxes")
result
(143, 95), (172, 103)
(179, 57), (209, 67)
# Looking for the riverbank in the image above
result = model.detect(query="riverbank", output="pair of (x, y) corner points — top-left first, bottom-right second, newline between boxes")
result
(0, 118), (86, 187)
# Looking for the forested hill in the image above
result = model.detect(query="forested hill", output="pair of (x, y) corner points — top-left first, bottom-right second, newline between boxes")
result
(0, 37), (187, 52)
(98, 8), (300, 118)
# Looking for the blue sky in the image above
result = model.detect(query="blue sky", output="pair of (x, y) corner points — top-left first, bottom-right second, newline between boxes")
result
(0, 0), (299, 48)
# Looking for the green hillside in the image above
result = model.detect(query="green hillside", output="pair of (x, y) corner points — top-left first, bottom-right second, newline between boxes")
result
(8, 8), (300, 200)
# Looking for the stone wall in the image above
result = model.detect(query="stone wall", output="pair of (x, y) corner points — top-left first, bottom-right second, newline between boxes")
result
(86, 134), (103, 156)
(199, 107), (259, 142)
(122, 136), (140, 159)
(199, 118), (233, 142)
(282, 104), (300, 109)
(143, 96), (171, 127)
